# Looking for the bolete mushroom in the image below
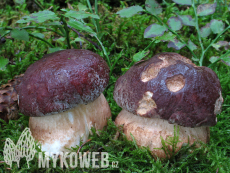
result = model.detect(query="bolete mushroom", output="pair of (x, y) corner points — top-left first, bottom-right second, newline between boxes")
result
(114, 52), (223, 158)
(18, 49), (111, 154)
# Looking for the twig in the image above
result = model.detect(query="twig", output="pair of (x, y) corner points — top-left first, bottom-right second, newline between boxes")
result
(28, 33), (54, 48)
(70, 27), (102, 50)
(48, 6), (53, 10)
(33, 0), (44, 10)
(77, 145), (93, 163)
(76, 139), (92, 155)
(59, 22), (102, 50)
(113, 130), (120, 140)
(97, 147), (104, 151)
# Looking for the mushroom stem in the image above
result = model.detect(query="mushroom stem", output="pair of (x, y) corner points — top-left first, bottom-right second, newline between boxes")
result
(115, 109), (210, 159)
(29, 94), (111, 154)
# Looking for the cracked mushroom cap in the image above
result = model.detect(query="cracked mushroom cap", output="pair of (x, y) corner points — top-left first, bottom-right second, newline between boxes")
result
(114, 52), (223, 128)
(18, 49), (110, 117)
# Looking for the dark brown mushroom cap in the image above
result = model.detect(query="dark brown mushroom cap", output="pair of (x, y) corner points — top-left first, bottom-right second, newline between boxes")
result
(18, 49), (109, 117)
(114, 52), (223, 127)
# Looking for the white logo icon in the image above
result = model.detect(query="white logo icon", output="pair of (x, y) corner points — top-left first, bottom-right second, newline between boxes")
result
(3, 127), (36, 168)
(3, 128), (117, 169)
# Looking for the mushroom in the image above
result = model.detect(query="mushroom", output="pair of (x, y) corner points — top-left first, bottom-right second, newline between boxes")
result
(114, 52), (223, 158)
(18, 49), (111, 154)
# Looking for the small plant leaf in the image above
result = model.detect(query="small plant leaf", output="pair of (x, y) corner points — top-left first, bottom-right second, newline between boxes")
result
(68, 19), (96, 35)
(77, 3), (88, 11)
(177, 15), (195, 26)
(221, 56), (230, 66)
(55, 37), (65, 42)
(212, 41), (230, 51)
(11, 29), (29, 41)
(209, 56), (219, 63)
(60, 9), (68, 12)
(0, 57), (9, 71)
(30, 33), (44, 39)
(133, 50), (150, 62)
(188, 39), (197, 51)
(16, 20), (27, 24)
(167, 39), (185, 50)
(71, 37), (85, 43)
(64, 10), (100, 20)
(172, 0), (192, 5)
(200, 23), (211, 37)
(0, 29), (10, 39)
(116, 6), (144, 18)
(210, 55), (230, 66)
(144, 23), (168, 38)
(210, 19), (225, 34)
(156, 32), (176, 42)
(14, 0), (25, 5)
(121, 67), (130, 72)
(167, 17), (182, 31)
(192, 56), (199, 62)
(44, 21), (61, 26)
(0, 28), (5, 35)
(145, 0), (162, 15)
(197, 3), (217, 16)
(16, 10), (58, 23)
(48, 47), (64, 53)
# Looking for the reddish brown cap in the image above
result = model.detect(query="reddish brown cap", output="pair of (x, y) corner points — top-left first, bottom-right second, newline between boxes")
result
(18, 49), (109, 117)
(114, 52), (223, 127)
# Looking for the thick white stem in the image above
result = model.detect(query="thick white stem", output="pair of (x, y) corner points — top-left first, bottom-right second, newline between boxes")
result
(29, 94), (111, 154)
(115, 109), (210, 158)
